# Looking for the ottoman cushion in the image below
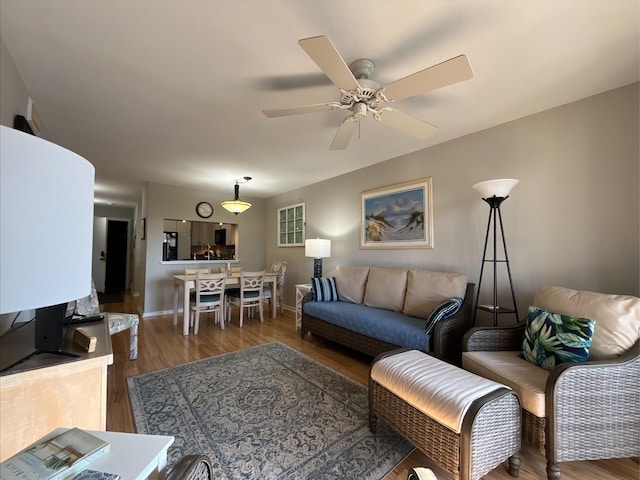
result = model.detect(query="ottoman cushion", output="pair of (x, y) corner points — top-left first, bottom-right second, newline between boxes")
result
(371, 350), (508, 432)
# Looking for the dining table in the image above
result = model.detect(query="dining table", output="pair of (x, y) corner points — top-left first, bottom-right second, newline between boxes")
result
(173, 272), (277, 335)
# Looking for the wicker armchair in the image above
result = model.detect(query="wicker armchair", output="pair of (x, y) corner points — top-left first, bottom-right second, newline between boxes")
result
(462, 285), (640, 480)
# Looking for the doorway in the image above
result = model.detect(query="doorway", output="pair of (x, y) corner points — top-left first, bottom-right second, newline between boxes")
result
(105, 220), (129, 295)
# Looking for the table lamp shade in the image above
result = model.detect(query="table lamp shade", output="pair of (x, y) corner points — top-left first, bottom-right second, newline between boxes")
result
(305, 238), (331, 278)
(305, 238), (331, 259)
(0, 126), (95, 314)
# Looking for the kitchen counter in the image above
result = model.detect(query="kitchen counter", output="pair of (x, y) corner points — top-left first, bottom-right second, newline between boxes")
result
(160, 259), (241, 265)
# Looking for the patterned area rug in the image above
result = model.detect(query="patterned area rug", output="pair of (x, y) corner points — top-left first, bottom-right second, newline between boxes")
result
(127, 342), (413, 479)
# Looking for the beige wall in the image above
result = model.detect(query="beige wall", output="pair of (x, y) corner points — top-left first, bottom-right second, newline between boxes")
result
(0, 37), (51, 138)
(142, 182), (267, 316)
(266, 83), (640, 325)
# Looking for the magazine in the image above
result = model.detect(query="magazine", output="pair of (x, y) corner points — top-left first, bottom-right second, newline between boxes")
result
(0, 428), (109, 480)
(70, 470), (119, 480)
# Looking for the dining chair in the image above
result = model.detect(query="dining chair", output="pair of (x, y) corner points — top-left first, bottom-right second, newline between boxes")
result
(226, 270), (265, 327)
(263, 261), (288, 315)
(185, 268), (211, 275)
(190, 272), (226, 334)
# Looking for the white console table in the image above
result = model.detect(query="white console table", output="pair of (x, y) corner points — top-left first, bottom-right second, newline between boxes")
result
(295, 283), (312, 329)
(49, 429), (174, 480)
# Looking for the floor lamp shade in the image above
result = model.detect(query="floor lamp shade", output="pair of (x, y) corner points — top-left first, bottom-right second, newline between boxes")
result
(305, 238), (331, 278)
(0, 126), (95, 315)
(472, 179), (519, 199)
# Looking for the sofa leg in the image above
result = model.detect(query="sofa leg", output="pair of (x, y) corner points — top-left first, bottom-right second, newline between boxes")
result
(546, 461), (561, 480)
(369, 413), (377, 433)
(508, 451), (520, 477)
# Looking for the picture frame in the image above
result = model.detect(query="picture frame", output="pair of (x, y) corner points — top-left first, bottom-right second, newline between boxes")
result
(360, 177), (433, 249)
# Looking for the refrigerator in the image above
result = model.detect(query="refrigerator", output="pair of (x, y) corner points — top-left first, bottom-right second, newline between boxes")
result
(163, 232), (178, 261)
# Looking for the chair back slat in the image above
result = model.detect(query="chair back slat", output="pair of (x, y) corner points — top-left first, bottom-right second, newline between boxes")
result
(195, 272), (227, 304)
(241, 270), (265, 294)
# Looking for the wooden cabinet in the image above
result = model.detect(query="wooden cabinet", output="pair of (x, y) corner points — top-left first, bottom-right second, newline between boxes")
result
(191, 222), (215, 246)
(0, 321), (113, 461)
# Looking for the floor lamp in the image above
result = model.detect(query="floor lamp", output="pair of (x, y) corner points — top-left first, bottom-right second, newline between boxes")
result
(305, 238), (331, 278)
(472, 179), (520, 326)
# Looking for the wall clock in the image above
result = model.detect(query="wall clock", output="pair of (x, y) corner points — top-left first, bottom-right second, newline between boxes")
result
(196, 201), (214, 218)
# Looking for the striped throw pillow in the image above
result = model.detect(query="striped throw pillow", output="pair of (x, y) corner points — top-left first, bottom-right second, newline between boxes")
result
(311, 277), (338, 302)
(424, 297), (463, 334)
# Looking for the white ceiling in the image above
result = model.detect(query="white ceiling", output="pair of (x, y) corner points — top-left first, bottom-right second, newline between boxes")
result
(1, 0), (638, 206)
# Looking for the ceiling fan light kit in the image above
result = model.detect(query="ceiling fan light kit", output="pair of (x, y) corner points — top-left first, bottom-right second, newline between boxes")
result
(221, 176), (252, 215)
(262, 35), (473, 150)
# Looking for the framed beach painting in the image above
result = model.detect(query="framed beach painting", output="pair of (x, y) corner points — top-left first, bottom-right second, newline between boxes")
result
(360, 177), (433, 249)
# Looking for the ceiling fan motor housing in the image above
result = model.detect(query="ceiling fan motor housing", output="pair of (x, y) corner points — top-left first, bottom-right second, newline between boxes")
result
(340, 78), (381, 108)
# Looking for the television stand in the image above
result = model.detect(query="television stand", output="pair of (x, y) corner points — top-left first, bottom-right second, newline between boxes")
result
(0, 319), (113, 461)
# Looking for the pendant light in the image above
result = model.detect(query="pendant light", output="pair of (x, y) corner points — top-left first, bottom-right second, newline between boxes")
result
(221, 176), (252, 215)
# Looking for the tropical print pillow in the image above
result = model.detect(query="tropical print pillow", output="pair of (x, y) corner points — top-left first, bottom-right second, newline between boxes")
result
(520, 305), (596, 371)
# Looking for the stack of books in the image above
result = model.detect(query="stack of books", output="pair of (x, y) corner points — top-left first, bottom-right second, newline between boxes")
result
(0, 428), (118, 480)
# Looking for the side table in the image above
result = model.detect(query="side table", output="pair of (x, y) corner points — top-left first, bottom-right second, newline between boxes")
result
(295, 283), (312, 330)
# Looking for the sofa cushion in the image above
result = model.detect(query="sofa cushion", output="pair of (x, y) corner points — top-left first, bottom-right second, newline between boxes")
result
(403, 270), (468, 319)
(424, 297), (463, 334)
(462, 350), (548, 417)
(363, 268), (408, 312)
(303, 300), (431, 351)
(335, 266), (370, 304)
(533, 285), (640, 360)
(311, 277), (338, 302)
(520, 305), (595, 370)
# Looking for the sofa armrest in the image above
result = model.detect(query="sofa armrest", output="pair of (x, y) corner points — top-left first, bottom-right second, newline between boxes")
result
(431, 283), (475, 365)
(545, 340), (640, 464)
(301, 291), (314, 305)
(462, 323), (526, 352)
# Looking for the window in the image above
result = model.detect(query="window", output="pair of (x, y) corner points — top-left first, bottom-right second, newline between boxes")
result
(278, 203), (305, 246)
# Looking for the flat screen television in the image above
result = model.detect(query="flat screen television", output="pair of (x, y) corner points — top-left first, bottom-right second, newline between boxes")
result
(1, 125), (95, 369)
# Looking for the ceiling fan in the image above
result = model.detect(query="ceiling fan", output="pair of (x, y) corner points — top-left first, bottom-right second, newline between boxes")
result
(262, 35), (473, 150)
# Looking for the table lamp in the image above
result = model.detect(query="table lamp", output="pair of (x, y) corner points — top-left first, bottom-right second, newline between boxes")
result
(0, 125), (94, 359)
(305, 238), (331, 278)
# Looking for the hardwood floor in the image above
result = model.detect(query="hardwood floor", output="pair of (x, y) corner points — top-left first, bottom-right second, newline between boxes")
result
(103, 293), (638, 480)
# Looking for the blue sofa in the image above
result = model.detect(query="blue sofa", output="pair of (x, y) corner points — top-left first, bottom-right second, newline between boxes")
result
(302, 266), (474, 365)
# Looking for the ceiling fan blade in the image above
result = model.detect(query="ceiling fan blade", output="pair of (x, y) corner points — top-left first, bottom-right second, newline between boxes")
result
(262, 102), (337, 118)
(298, 35), (360, 92)
(377, 108), (438, 139)
(381, 55), (473, 101)
(330, 118), (358, 150)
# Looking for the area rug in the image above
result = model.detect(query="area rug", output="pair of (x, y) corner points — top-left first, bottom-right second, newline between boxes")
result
(127, 341), (413, 479)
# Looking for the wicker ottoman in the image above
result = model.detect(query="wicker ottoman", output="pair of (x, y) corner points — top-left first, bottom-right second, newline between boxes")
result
(369, 349), (521, 480)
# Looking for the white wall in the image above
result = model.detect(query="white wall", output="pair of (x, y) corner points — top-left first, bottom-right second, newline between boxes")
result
(266, 83), (640, 325)
(0, 38), (39, 333)
(141, 182), (267, 316)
